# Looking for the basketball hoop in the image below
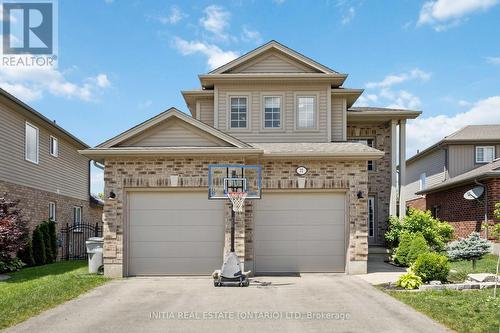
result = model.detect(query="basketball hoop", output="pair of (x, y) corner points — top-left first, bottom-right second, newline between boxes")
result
(227, 191), (248, 213)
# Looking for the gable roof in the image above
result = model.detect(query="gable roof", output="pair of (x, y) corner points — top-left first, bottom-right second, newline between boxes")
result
(0, 88), (88, 149)
(96, 107), (250, 149)
(209, 40), (340, 75)
(407, 125), (500, 164)
(417, 159), (500, 195)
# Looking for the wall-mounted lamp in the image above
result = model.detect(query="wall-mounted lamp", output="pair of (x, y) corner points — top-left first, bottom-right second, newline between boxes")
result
(357, 191), (364, 199)
(109, 191), (116, 199)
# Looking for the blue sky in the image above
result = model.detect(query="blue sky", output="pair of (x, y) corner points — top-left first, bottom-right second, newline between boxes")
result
(1, 0), (500, 194)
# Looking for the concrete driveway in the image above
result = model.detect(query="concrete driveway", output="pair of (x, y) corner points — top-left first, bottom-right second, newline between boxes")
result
(6, 275), (449, 333)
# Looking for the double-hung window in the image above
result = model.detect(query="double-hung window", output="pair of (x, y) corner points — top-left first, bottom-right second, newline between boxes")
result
(25, 122), (39, 164)
(49, 136), (58, 157)
(263, 96), (281, 129)
(297, 96), (315, 129)
(475, 146), (495, 163)
(73, 206), (82, 226)
(230, 97), (247, 129)
(49, 202), (56, 221)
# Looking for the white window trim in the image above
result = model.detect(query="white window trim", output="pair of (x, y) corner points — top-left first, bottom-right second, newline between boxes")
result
(294, 94), (319, 131)
(227, 95), (250, 131)
(419, 173), (427, 191)
(261, 95), (284, 131)
(25, 121), (39, 164)
(49, 136), (58, 157)
(49, 202), (56, 221)
(368, 196), (375, 238)
(475, 146), (495, 163)
(73, 206), (82, 225)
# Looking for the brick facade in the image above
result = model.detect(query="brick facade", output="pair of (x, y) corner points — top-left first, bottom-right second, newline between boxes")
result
(406, 197), (426, 211)
(0, 179), (103, 255)
(102, 157), (369, 277)
(425, 178), (500, 238)
(347, 122), (392, 245)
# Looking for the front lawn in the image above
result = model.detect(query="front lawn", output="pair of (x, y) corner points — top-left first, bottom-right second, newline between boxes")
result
(386, 288), (500, 333)
(0, 260), (110, 330)
(448, 254), (499, 283)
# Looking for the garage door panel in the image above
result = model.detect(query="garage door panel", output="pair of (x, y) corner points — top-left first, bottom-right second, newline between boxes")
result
(129, 257), (221, 275)
(130, 225), (223, 242)
(130, 192), (218, 210)
(130, 210), (222, 226)
(254, 210), (344, 226)
(254, 225), (345, 241)
(129, 241), (223, 259)
(255, 193), (345, 210)
(255, 255), (345, 273)
(255, 240), (344, 256)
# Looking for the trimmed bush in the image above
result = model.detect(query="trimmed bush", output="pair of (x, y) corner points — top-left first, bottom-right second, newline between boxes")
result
(32, 226), (46, 266)
(385, 208), (453, 251)
(47, 220), (58, 261)
(0, 257), (23, 273)
(446, 232), (492, 269)
(17, 239), (34, 267)
(406, 233), (429, 265)
(396, 269), (423, 290)
(39, 222), (53, 263)
(394, 232), (413, 266)
(413, 252), (450, 283)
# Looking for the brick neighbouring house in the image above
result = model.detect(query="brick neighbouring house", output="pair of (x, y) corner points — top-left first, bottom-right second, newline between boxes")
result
(79, 41), (420, 277)
(416, 159), (500, 238)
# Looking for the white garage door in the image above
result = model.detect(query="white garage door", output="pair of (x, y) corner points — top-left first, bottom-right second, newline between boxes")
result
(254, 192), (346, 273)
(128, 192), (224, 275)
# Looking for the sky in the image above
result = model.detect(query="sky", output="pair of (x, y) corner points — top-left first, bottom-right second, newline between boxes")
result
(1, 0), (500, 195)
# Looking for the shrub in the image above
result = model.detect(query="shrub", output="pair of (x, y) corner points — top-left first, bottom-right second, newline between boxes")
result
(446, 232), (492, 269)
(407, 233), (429, 265)
(39, 222), (53, 263)
(0, 195), (29, 263)
(396, 269), (423, 290)
(47, 220), (58, 261)
(0, 257), (23, 273)
(17, 239), (34, 267)
(412, 252), (450, 283)
(32, 226), (46, 266)
(394, 232), (413, 266)
(385, 208), (453, 251)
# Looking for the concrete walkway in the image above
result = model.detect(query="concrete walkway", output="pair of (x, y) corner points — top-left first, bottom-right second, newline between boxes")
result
(6, 274), (450, 333)
(357, 260), (406, 285)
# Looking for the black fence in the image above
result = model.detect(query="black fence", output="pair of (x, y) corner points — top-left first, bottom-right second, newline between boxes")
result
(60, 222), (102, 260)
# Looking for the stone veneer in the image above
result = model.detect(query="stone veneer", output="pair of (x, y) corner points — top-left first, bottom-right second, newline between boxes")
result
(347, 122), (391, 245)
(102, 156), (369, 277)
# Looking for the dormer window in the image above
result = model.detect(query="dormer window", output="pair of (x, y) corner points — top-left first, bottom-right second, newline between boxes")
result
(230, 97), (247, 129)
(475, 146), (495, 163)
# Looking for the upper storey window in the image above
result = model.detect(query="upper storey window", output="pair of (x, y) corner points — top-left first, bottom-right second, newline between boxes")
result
(263, 96), (281, 129)
(25, 122), (39, 164)
(475, 146), (495, 163)
(297, 96), (316, 129)
(230, 97), (247, 129)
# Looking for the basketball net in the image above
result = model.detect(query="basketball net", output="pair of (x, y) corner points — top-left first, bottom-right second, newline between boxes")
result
(227, 192), (248, 213)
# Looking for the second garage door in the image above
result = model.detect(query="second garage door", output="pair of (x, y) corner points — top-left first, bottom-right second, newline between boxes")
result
(128, 191), (224, 276)
(254, 192), (346, 273)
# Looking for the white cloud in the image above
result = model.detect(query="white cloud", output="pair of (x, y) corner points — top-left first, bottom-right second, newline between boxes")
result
(0, 66), (111, 102)
(486, 56), (500, 65)
(158, 6), (186, 25)
(199, 5), (231, 39)
(173, 37), (239, 70)
(417, 0), (499, 30)
(366, 68), (431, 89)
(341, 7), (356, 24)
(406, 96), (500, 156)
(241, 26), (262, 44)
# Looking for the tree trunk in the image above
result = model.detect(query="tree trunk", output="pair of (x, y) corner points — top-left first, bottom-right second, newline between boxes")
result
(472, 258), (477, 270)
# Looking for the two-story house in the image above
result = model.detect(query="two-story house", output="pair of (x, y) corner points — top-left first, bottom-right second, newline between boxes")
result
(80, 41), (420, 277)
(0, 88), (102, 238)
(405, 125), (500, 238)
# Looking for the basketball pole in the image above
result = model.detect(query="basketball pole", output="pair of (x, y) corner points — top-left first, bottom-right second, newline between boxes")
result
(230, 208), (236, 253)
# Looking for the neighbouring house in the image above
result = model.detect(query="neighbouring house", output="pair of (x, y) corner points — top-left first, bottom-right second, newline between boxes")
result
(404, 125), (500, 237)
(80, 40), (420, 277)
(0, 88), (103, 246)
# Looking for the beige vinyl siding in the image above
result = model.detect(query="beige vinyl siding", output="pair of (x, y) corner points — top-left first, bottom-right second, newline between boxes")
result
(448, 144), (500, 178)
(198, 98), (214, 126)
(215, 83), (329, 142)
(405, 148), (446, 201)
(331, 97), (345, 141)
(228, 51), (318, 73)
(0, 103), (89, 201)
(119, 118), (231, 147)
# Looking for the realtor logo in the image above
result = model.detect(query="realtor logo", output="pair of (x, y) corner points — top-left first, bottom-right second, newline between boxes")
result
(1, 0), (57, 67)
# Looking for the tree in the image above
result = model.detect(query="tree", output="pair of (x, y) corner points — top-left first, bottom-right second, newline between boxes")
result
(446, 232), (492, 270)
(0, 194), (28, 262)
(39, 222), (53, 264)
(47, 220), (58, 261)
(32, 226), (46, 266)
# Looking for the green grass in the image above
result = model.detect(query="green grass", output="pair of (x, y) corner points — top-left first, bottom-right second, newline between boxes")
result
(448, 254), (499, 283)
(386, 288), (500, 333)
(0, 261), (110, 330)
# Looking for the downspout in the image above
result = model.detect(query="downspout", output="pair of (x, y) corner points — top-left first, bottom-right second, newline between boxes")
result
(474, 179), (488, 240)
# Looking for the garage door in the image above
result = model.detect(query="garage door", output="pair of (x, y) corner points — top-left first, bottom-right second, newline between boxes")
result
(128, 192), (224, 275)
(254, 192), (346, 273)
